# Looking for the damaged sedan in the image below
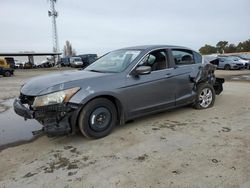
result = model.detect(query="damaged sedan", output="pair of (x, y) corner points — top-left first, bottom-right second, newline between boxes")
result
(14, 45), (224, 138)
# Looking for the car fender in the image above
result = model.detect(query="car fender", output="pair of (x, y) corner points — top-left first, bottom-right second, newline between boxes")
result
(70, 90), (126, 124)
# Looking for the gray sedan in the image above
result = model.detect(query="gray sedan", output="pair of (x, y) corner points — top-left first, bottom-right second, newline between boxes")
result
(14, 45), (224, 138)
(218, 56), (244, 70)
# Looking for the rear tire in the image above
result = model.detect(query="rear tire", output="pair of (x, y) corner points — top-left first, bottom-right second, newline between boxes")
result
(194, 83), (215, 109)
(224, 64), (231, 70)
(78, 98), (117, 139)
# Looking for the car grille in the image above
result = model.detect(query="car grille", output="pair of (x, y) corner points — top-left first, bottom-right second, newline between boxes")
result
(19, 93), (35, 106)
(236, 63), (243, 66)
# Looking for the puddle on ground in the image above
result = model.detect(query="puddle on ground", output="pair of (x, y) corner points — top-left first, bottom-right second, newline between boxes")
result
(0, 99), (43, 149)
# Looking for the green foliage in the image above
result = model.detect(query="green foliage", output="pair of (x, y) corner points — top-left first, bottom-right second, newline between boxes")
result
(199, 39), (250, 55)
(199, 44), (217, 55)
(216, 41), (228, 54)
(224, 44), (237, 53)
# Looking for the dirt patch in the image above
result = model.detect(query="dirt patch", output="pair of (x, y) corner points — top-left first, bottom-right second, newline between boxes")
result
(0, 103), (9, 113)
(135, 154), (149, 162)
(43, 153), (79, 173)
(22, 172), (38, 178)
(221, 127), (231, 132)
(152, 120), (188, 131)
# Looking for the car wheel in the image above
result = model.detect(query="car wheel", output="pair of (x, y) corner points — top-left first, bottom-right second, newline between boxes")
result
(194, 83), (215, 109)
(3, 71), (11, 77)
(224, 64), (231, 70)
(78, 98), (117, 139)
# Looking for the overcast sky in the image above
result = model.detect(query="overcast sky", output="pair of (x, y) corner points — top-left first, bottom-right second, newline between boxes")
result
(0, 0), (249, 55)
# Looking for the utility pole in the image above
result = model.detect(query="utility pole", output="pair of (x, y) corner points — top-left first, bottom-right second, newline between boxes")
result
(48, 0), (59, 53)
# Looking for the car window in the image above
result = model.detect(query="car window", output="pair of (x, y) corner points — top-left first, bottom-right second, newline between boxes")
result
(85, 50), (141, 73)
(219, 57), (232, 61)
(193, 51), (202, 64)
(232, 57), (239, 60)
(138, 50), (168, 71)
(172, 49), (195, 65)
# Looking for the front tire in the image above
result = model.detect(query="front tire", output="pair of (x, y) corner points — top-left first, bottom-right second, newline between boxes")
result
(78, 98), (117, 139)
(3, 71), (11, 77)
(194, 83), (215, 109)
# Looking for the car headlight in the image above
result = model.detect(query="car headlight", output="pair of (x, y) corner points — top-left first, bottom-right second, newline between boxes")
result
(32, 87), (80, 107)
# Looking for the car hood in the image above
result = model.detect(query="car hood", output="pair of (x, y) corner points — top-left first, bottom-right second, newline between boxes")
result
(21, 70), (112, 96)
(239, 59), (249, 63)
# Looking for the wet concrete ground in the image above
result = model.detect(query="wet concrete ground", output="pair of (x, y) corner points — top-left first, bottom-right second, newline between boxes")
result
(231, 74), (250, 81)
(0, 99), (42, 149)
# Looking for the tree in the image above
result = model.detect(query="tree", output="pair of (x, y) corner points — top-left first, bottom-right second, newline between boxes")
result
(63, 40), (76, 56)
(199, 44), (217, 55)
(224, 44), (237, 53)
(216, 41), (228, 54)
(237, 42), (244, 52)
(199, 39), (250, 55)
(237, 39), (250, 52)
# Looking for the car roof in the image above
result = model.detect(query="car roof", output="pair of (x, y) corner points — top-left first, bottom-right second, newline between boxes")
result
(78, 54), (97, 56)
(119, 45), (192, 51)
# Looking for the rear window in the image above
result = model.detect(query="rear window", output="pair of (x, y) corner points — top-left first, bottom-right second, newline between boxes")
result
(172, 49), (195, 65)
(193, 51), (202, 64)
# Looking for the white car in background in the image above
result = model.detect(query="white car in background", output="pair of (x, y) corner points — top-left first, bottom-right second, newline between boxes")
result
(70, 57), (83, 68)
(231, 56), (250, 69)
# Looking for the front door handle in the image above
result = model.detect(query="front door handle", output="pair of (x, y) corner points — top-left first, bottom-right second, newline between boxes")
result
(165, 73), (173, 78)
(166, 73), (172, 75)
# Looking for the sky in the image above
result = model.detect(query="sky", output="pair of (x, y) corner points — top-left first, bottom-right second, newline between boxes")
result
(0, 0), (249, 55)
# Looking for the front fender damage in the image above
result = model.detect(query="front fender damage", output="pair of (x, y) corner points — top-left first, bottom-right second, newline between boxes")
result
(13, 97), (80, 136)
(34, 103), (80, 136)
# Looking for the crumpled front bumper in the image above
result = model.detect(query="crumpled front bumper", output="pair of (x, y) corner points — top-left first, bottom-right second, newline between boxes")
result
(14, 99), (34, 119)
(13, 98), (80, 136)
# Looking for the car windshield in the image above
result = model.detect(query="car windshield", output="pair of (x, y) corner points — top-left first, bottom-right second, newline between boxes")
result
(232, 56), (241, 60)
(85, 50), (141, 73)
(73, 57), (82, 62)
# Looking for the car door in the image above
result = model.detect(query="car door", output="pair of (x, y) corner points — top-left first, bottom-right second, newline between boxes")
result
(170, 49), (202, 106)
(123, 49), (176, 119)
(218, 57), (227, 69)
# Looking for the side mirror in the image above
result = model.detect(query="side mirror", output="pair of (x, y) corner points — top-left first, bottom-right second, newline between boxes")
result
(134, 66), (151, 75)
